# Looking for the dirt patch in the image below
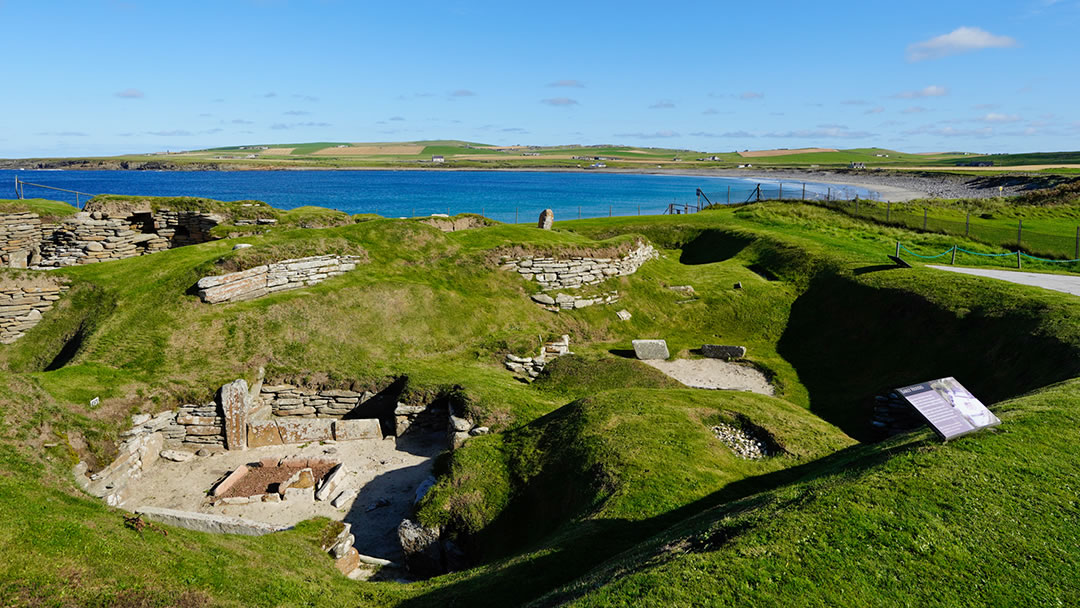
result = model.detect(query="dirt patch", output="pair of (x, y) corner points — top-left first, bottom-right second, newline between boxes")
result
(738, 148), (838, 158)
(420, 216), (491, 232)
(312, 145), (424, 156)
(217, 462), (337, 499)
(643, 359), (774, 395)
(258, 148), (296, 156)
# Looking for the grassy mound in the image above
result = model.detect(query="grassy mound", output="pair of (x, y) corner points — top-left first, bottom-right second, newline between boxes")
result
(0, 197), (79, 221)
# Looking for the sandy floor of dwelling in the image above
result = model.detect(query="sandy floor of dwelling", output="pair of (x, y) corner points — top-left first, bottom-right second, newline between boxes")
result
(124, 430), (445, 562)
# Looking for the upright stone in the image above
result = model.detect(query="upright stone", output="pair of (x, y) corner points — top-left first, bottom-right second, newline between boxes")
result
(220, 379), (250, 451)
(631, 339), (670, 360)
(538, 209), (554, 230)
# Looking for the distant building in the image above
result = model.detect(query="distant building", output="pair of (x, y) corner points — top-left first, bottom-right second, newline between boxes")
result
(432, 155), (445, 163)
(737, 163), (753, 168)
(521, 152), (540, 156)
(849, 162), (866, 169)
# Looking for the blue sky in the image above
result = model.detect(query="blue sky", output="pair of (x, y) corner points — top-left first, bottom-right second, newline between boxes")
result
(1, 0), (1078, 157)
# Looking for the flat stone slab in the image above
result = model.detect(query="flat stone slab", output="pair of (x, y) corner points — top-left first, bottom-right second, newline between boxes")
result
(135, 506), (290, 536)
(701, 345), (747, 360)
(632, 339), (669, 360)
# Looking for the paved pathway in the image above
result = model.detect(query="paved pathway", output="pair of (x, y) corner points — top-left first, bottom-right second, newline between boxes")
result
(928, 265), (1080, 297)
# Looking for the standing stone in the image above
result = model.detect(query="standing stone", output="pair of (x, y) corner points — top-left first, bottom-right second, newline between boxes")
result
(631, 339), (670, 360)
(220, 379), (250, 451)
(538, 209), (554, 230)
(701, 345), (747, 360)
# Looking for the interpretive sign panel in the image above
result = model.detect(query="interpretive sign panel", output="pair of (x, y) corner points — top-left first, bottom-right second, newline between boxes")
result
(896, 377), (1000, 441)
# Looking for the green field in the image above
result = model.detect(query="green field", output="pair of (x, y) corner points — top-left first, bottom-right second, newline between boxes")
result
(2, 189), (1080, 606)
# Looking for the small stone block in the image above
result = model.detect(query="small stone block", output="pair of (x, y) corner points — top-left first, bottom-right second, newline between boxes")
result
(631, 339), (670, 360)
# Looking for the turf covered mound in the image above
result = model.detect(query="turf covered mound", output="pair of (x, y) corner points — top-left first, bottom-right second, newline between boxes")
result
(1, 197), (1079, 606)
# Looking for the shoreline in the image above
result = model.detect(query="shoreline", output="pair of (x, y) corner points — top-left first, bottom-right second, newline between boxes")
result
(5, 164), (1070, 203)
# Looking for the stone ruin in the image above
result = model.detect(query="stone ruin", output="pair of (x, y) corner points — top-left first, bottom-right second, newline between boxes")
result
(196, 255), (364, 304)
(504, 335), (572, 380)
(500, 240), (658, 311)
(0, 277), (67, 344)
(0, 207), (224, 269)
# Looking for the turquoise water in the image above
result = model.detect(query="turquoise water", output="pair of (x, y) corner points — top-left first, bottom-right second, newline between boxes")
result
(2, 169), (876, 223)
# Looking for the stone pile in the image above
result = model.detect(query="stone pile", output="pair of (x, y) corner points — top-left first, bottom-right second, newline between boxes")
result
(500, 241), (658, 292)
(233, 217), (278, 227)
(504, 335), (572, 380)
(711, 423), (771, 460)
(259, 385), (380, 418)
(0, 212), (43, 267)
(0, 282), (68, 344)
(196, 254), (363, 304)
(530, 290), (620, 311)
(75, 427), (165, 507)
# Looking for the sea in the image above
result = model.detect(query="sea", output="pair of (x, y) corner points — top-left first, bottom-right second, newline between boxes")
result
(0, 169), (876, 223)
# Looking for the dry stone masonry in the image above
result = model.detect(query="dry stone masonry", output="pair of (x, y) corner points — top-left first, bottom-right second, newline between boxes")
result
(711, 423), (772, 460)
(0, 280), (67, 343)
(530, 290), (621, 311)
(197, 255), (363, 304)
(501, 241), (657, 292)
(0, 208), (222, 269)
(504, 335), (572, 380)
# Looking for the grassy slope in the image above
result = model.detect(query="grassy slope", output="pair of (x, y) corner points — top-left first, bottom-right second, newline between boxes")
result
(1, 199), (1079, 606)
(0, 197), (79, 220)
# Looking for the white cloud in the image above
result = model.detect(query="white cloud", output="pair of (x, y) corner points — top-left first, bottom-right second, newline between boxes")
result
(615, 130), (680, 138)
(649, 100), (675, 109)
(547, 79), (584, 88)
(450, 89), (476, 97)
(739, 92), (764, 100)
(902, 106), (927, 114)
(907, 27), (1018, 62)
(864, 106), (885, 114)
(978, 112), (1022, 123)
(690, 131), (756, 138)
(763, 128), (874, 139)
(542, 97), (579, 106)
(115, 88), (144, 99)
(893, 85), (949, 99)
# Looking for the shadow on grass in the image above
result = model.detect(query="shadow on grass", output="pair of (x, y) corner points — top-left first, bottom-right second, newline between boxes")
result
(607, 348), (637, 359)
(395, 431), (928, 608)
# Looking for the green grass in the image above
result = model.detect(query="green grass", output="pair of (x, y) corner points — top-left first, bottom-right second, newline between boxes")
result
(2, 196), (1080, 606)
(0, 197), (79, 221)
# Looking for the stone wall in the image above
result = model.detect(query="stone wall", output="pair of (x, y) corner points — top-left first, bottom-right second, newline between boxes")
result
(0, 208), (222, 269)
(500, 241), (657, 291)
(503, 335), (572, 380)
(260, 385), (381, 418)
(0, 212), (43, 267)
(0, 279), (67, 344)
(196, 255), (363, 304)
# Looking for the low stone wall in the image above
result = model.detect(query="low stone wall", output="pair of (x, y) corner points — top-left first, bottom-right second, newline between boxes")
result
(38, 214), (141, 267)
(530, 290), (620, 311)
(0, 280), (67, 344)
(504, 335), (572, 380)
(501, 241), (657, 291)
(166, 403), (226, 448)
(196, 255), (363, 304)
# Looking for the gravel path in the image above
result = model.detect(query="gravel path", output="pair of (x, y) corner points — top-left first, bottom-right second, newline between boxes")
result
(928, 265), (1080, 296)
(642, 359), (774, 395)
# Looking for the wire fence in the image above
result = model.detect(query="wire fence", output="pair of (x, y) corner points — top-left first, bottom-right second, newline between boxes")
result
(813, 198), (1080, 261)
(896, 242), (1080, 269)
(699, 181), (877, 205)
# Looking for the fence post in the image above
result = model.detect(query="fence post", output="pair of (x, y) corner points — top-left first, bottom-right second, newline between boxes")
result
(756, 184), (761, 202)
(609, 205), (612, 217)
(481, 206), (484, 219)
(827, 187), (831, 201)
(1075, 226), (1079, 260)
(1017, 250), (1022, 269)
(895, 241), (901, 258)
(578, 206), (581, 220)
(923, 209), (927, 231)
(1018, 220), (1023, 249)
(802, 183), (806, 200)
(727, 185), (731, 204)
(951, 245), (957, 265)
(965, 212), (970, 237)
(855, 199), (859, 214)
(779, 183), (783, 200)
(886, 202), (891, 222)
(515, 207), (518, 224)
